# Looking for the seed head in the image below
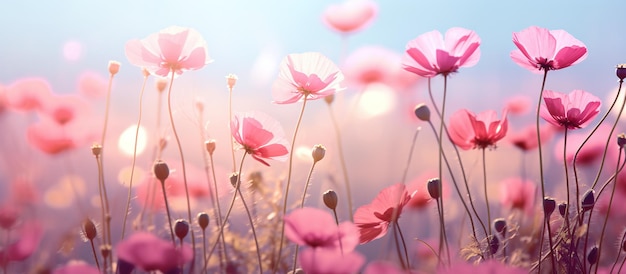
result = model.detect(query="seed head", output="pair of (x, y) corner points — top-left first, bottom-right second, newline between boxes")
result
(312, 144), (326, 163)
(174, 219), (189, 240)
(205, 139), (216, 155)
(427, 178), (441, 199)
(108, 61), (121, 75)
(414, 103), (431, 121)
(197, 212), (210, 230)
(323, 189), (338, 210)
(153, 160), (170, 182)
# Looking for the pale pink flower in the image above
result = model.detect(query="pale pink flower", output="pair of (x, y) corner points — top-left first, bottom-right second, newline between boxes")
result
(504, 94), (532, 115)
(116, 232), (192, 273)
(4, 78), (52, 112)
(299, 248), (365, 274)
(272, 52), (344, 104)
(403, 28), (481, 78)
(500, 177), (537, 215)
(231, 112), (289, 166)
(448, 109), (508, 150)
(284, 207), (359, 251)
(506, 123), (555, 151)
(554, 125), (615, 166)
(511, 26), (587, 72)
(40, 94), (90, 125)
(354, 183), (413, 244)
(125, 26), (211, 77)
(540, 89), (600, 130)
(27, 111), (98, 155)
(343, 46), (421, 91)
(322, 0), (377, 34)
(77, 71), (107, 99)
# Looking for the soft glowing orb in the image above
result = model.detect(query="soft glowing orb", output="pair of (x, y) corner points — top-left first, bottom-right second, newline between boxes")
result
(356, 83), (396, 118)
(118, 166), (146, 187)
(118, 124), (148, 157)
(251, 48), (279, 85)
(44, 174), (86, 209)
(63, 40), (83, 61)
(295, 145), (313, 162)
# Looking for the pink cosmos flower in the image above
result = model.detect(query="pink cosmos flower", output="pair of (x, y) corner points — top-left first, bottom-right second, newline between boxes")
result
(554, 125), (615, 166)
(540, 89), (600, 130)
(364, 260), (420, 274)
(27, 112), (98, 155)
(77, 71), (107, 99)
(506, 123), (555, 151)
(40, 94), (90, 125)
(284, 207), (359, 251)
(440, 260), (526, 274)
(0, 221), (43, 265)
(448, 109), (508, 150)
(299, 248), (365, 274)
(231, 112), (289, 166)
(511, 26), (587, 72)
(343, 46), (421, 91)
(322, 0), (377, 34)
(4, 78), (52, 112)
(354, 183), (413, 244)
(504, 94), (532, 115)
(116, 232), (192, 273)
(125, 26), (211, 77)
(272, 52), (345, 104)
(500, 177), (537, 215)
(0, 204), (20, 229)
(403, 28), (481, 78)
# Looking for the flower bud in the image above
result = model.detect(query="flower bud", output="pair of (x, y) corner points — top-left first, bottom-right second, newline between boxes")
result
(226, 74), (238, 90)
(581, 189), (595, 212)
(414, 104), (431, 121)
(488, 235), (499, 255)
(230, 173), (239, 188)
(323, 190), (338, 210)
(312, 144), (326, 163)
(205, 139), (216, 155)
(142, 68), (150, 78)
(108, 61), (121, 75)
(174, 219), (189, 240)
(91, 144), (102, 157)
(197, 212), (210, 230)
(587, 245), (598, 265)
(618, 133), (626, 148)
(156, 78), (168, 93)
(324, 94), (335, 105)
(153, 160), (170, 182)
(493, 218), (506, 238)
(543, 197), (556, 216)
(427, 178), (441, 199)
(82, 218), (97, 241)
(558, 202), (568, 218)
(617, 64), (626, 81)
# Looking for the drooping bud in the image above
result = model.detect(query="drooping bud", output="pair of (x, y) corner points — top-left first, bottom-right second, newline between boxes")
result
(617, 64), (626, 81)
(323, 190), (338, 210)
(205, 139), (216, 155)
(618, 133), (626, 148)
(108, 61), (121, 75)
(230, 173), (239, 188)
(587, 245), (599, 265)
(226, 74), (238, 90)
(488, 234), (499, 255)
(543, 197), (556, 216)
(427, 178), (441, 199)
(558, 202), (568, 218)
(82, 218), (97, 241)
(324, 94), (335, 105)
(174, 219), (189, 240)
(312, 144), (326, 163)
(493, 218), (507, 239)
(91, 144), (102, 157)
(581, 189), (596, 212)
(414, 104), (431, 122)
(153, 160), (170, 182)
(197, 212), (210, 230)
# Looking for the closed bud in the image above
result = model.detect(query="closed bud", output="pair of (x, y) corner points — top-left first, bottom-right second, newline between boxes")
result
(312, 144), (326, 163)
(543, 197), (556, 216)
(427, 178), (441, 199)
(91, 144), (102, 157)
(153, 160), (170, 181)
(414, 104), (431, 121)
(581, 189), (595, 212)
(558, 202), (568, 218)
(82, 219), (97, 240)
(108, 61), (121, 75)
(587, 245), (599, 265)
(174, 219), (189, 240)
(488, 235), (499, 255)
(197, 212), (210, 230)
(156, 78), (168, 93)
(618, 133), (626, 148)
(230, 173), (239, 188)
(323, 190), (338, 210)
(205, 139), (216, 155)
(226, 74), (238, 90)
(142, 68), (150, 77)
(493, 218), (506, 238)
(617, 64), (626, 81)
(324, 94), (335, 105)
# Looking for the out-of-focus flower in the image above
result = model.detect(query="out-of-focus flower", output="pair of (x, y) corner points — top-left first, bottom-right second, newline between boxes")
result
(322, 0), (377, 34)
(0, 221), (43, 265)
(506, 123), (555, 151)
(77, 71), (107, 99)
(125, 26), (211, 77)
(299, 248), (365, 274)
(553, 125), (616, 166)
(403, 28), (481, 78)
(354, 183), (413, 244)
(284, 207), (359, 251)
(448, 109), (508, 150)
(52, 261), (100, 274)
(500, 177), (537, 215)
(231, 112), (289, 166)
(504, 94), (532, 115)
(272, 52), (344, 104)
(40, 94), (90, 125)
(343, 46), (421, 91)
(511, 26), (587, 72)
(364, 260), (420, 274)
(440, 259), (527, 274)
(540, 89), (600, 130)
(0, 204), (20, 229)
(5, 78), (52, 112)
(406, 172), (448, 210)
(116, 232), (192, 273)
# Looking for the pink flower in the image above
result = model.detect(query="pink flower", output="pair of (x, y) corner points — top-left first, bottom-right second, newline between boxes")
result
(116, 232), (192, 273)
(511, 26), (587, 72)
(125, 26), (211, 77)
(0, 204), (20, 229)
(440, 260), (526, 274)
(231, 112), (289, 166)
(500, 177), (537, 215)
(354, 183), (413, 244)
(53, 262), (99, 274)
(27, 112), (98, 155)
(504, 94), (532, 116)
(403, 28), (481, 78)
(40, 94), (90, 125)
(554, 125), (615, 166)
(4, 78), (52, 112)
(77, 71), (107, 99)
(506, 123), (555, 151)
(540, 89), (600, 130)
(284, 207), (359, 251)
(364, 260), (420, 274)
(448, 109), (508, 150)
(0, 221), (43, 265)
(299, 248), (365, 274)
(343, 46), (421, 91)
(322, 0), (377, 34)
(272, 52), (344, 104)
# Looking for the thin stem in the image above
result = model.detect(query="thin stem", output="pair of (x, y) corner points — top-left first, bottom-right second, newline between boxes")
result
(121, 73), (149, 240)
(89, 239), (100, 271)
(159, 177), (176, 245)
(545, 214), (557, 273)
(202, 229), (208, 274)
(326, 103), (354, 221)
(292, 161), (320, 272)
(401, 127), (421, 184)
(535, 69), (549, 274)
(228, 86), (237, 172)
(392, 222), (407, 269)
(435, 195), (451, 266)
(611, 230), (626, 273)
(538, 214), (547, 274)
(563, 128), (571, 217)
(332, 209), (340, 225)
(236, 186), (263, 274)
(207, 152), (227, 270)
(396, 222), (411, 269)
(620, 256), (626, 273)
(481, 149), (492, 237)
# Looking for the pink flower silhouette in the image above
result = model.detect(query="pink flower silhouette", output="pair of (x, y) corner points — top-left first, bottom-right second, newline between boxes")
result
(284, 207), (359, 251)
(511, 26), (587, 72)
(53, 262), (99, 274)
(540, 89), (600, 130)
(506, 123), (555, 151)
(5, 78), (52, 112)
(554, 125), (615, 166)
(299, 248), (365, 274)
(116, 232), (192, 273)
(343, 46), (421, 91)
(272, 52), (344, 104)
(40, 94), (90, 125)
(440, 259), (526, 274)
(231, 112), (289, 166)
(354, 183), (413, 244)
(500, 177), (537, 215)
(77, 71), (107, 99)
(322, 0), (377, 34)
(448, 109), (509, 150)
(403, 28), (481, 78)
(125, 26), (211, 77)
(0, 221), (43, 265)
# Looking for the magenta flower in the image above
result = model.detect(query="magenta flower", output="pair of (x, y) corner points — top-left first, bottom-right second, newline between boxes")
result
(500, 177), (537, 215)
(125, 26), (211, 77)
(402, 27), (481, 78)
(322, 0), (377, 34)
(116, 232), (192, 273)
(507, 123), (555, 151)
(4, 78), (52, 112)
(448, 109), (509, 150)
(52, 262), (99, 274)
(554, 125), (615, 166)
(299, 248), (365, 274)
(0, 221), (42, 265)
(354, 183), (413, 244)
(272, 52), (345, 104)
(284, 207), (359, 251)
(540, 89), (600, 130)
(511, 26), (587, 72)
(231, 111), (289, 166)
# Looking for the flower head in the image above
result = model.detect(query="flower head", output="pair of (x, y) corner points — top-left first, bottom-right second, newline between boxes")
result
(284, 207), (359, 251)
(343, 46), (421, 91)
(299, 248), (365, 274)
(448, 109), (508, 150)
(125, 26), (211, 77)
(511, 26), (587, 72)
(322, 0), (377, 34)
(231, 111), (289, 166)
(402, 27), (481, 78)
(540, 89), (600, 130)
(5, 78), (52, 112)
(507, 123), (555, 151)
(354, 183), (413, 244)
(116, 232), (192, 273)
(500, 177), (537, 215)
(272, 52), (344, 104)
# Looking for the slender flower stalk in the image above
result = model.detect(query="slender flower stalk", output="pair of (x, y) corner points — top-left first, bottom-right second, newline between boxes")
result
(235, 179), (263, 273)
(535, 70), (549, 274)
(227, 74), (238, 172)
(325, 98), (354, 221)
(610, 230), (626, 273)
(154, 160), (175, 244)
(401, 126), (421, 184)
(480, 149), (492, 238)
(203, 140), (226, 270)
